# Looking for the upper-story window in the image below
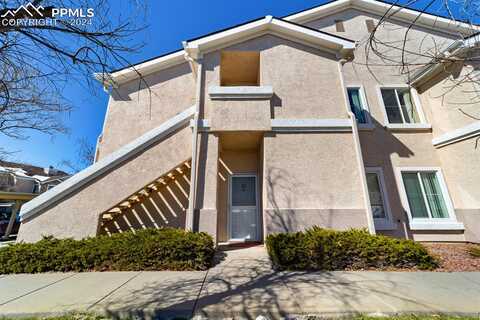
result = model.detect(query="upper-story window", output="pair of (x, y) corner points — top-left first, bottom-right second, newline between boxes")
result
(380, 87), (420, 124)
(220, 51), (260, 86)
(347, 86), (370, 124)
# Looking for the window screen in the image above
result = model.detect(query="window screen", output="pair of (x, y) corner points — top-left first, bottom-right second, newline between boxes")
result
(231, 177), (256, 206)
(402, 172), (449, 219)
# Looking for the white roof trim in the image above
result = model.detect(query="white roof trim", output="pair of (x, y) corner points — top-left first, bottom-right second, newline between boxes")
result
(97, 15), (355, 87)
(271, 118), (352, 132)
(184, 16), (355, 59)
(208, 86), (274, 100)
(285, 0), (478, 35)
(411, 35), (480, 86)
(95, 50), (187, 87)
(98, 0), (478, 86)
(20, 105), (196, 221)
(432, 121), (480, 148)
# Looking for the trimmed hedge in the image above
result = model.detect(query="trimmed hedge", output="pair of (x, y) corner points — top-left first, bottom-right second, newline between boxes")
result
(0, 228), (215, 274)
(469, 246), (480, 258)
(266, 227), (438, 270)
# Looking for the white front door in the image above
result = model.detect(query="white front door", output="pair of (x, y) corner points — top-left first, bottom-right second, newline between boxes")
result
(229, 175), (259, 241)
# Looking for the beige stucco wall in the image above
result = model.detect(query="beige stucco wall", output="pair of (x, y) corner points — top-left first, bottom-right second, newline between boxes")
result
(359, 129), (444, 239)
(195, 132), (219, 241)
(202, 34), (348, 121)
(17, 126), (192, 242)
(418, 64), (480, 137)
(98, 63), (195, 158)
(209, 99), (271, 131)
(436, 137), (480, 243)
(263, 132), (368, 235)
(307, 9), (455, 85)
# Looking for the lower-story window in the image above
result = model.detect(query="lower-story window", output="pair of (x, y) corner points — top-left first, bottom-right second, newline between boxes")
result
(401, 171), (449, 219)
(366, 167), (394, 230)
(366, 172), (387, 219)
(396, 167), (464, 230)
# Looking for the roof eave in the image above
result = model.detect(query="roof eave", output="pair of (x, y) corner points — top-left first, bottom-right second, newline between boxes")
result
(184, 16), (356, 59)
(97, 50), (187, 88)
(410, 38), (478, 86)
(285, 0), (479, 35)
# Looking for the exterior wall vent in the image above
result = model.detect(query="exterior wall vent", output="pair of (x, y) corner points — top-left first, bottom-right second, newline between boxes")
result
(335, 19), (345, 32)
(366, 19), (376, 33)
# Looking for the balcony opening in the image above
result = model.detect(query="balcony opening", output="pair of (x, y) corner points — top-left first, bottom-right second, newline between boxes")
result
(220, 51), (260, 86)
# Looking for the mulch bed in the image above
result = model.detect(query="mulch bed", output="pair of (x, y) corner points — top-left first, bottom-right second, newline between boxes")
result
(423, 242), (480, 272)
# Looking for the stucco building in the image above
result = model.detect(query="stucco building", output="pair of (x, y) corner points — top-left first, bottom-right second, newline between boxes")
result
(17, 0), (480, 244)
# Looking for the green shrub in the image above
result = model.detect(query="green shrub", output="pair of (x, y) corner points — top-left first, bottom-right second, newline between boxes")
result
(468, 246), (480, 258)
(0, 228), (215, 274)
(266, 227), (438, 270)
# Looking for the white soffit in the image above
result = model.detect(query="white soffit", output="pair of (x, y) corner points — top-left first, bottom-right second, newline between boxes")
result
(184, 16), (355, 58)
(96, 50), (187, 87)
(284, 0), (478, 35)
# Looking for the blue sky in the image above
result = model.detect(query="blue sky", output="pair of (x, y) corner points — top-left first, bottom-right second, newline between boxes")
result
(0, 0), (473, 172)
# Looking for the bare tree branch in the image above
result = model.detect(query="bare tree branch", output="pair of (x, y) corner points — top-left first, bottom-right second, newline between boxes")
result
(0, 0), (148, 142)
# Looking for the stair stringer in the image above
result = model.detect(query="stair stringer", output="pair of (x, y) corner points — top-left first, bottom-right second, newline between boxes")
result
(17, 126), (193, 243)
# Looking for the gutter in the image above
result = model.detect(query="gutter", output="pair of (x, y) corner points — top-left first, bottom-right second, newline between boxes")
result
(184, 44), (203, 231)
(410, 37), (477, 87)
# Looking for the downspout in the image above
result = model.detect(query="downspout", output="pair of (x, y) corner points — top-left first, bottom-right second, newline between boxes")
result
(184, 45), (203, 231)
(337, 59), (376, 235)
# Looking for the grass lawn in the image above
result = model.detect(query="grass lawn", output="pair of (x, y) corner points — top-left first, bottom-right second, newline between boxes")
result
(349, 316), (480, 320)
(2, 314), (479, 320)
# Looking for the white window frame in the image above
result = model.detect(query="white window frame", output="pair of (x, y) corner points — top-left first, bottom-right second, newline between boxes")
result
(346, 85), (373, 129)
(376, 85), (430, 131)
(365, 167), (395, 230)
(394, 167), (464, 230)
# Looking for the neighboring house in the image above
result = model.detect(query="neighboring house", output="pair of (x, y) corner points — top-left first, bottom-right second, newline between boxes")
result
(0, 161), (69, 239)
(17, 0), (480, 244)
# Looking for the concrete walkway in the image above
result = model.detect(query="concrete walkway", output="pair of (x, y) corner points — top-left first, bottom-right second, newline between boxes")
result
(0, 246), (479, 319)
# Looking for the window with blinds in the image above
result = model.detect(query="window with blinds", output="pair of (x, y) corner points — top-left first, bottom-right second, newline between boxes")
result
(401, 171), (449, 219)
(347, 87), (368, 124)
(380, 88), (420, 124)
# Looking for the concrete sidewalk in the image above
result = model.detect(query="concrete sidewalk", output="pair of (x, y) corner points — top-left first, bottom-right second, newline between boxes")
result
(0, 246), (479, 319)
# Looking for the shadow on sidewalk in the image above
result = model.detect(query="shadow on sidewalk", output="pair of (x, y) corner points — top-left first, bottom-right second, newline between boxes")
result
(98, 256), (450, 320)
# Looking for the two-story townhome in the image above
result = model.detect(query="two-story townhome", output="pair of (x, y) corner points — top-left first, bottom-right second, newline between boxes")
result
(0, 162), (68, 240)
(17, 0), (480, 244)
